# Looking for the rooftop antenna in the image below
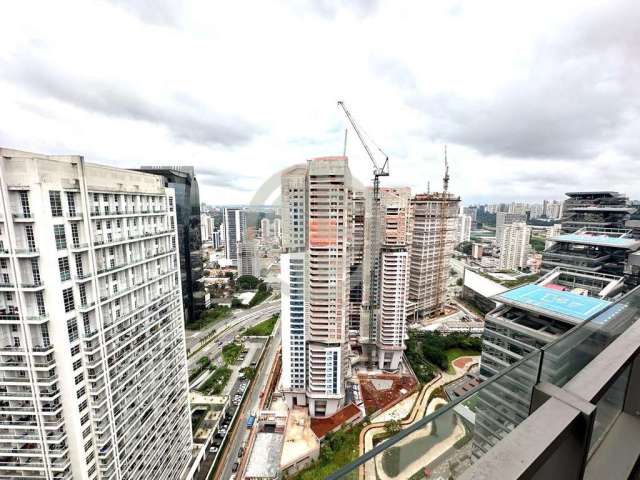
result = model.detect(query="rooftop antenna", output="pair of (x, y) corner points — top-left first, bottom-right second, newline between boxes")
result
(443, 145), (450, 194)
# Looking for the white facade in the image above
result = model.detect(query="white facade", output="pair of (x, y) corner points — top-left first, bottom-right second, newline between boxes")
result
(200, 213), (214, 243)
(236, 240), (260, 277)
(495, 212), (527, 250)
(0, 149), (192, 480)
(543, 200), (563, 219)
(223, 208), (246, 264)
(499, 222), (531, 270)
(377, 248), (409, 370)
(529, 203), (544, 219)
(456, 214), (472, 244)
(545, 223), (563, 250)
(260, 218), (270, 240)
(281, 166), (306, 252)
(272, 218), (282, 239)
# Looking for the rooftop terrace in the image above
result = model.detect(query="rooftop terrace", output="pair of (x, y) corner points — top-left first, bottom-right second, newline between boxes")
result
(494, 284), (612, 322)
(550, 227), (640, 249)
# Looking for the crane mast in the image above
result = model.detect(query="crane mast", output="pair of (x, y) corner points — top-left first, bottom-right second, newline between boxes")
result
(434, 146), (450, 314)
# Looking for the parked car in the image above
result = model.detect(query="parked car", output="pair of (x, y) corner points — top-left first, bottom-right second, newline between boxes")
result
(232, 462), (239, 472)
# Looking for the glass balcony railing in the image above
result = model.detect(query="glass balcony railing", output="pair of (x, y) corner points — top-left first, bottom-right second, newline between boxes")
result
(329, 285), (640, 480)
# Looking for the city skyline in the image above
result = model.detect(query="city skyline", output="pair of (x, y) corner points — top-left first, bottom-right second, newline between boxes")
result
(1, 1), (639, 206)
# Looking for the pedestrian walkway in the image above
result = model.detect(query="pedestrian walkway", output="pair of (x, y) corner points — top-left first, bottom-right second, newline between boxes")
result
(359, 356), (480, 480)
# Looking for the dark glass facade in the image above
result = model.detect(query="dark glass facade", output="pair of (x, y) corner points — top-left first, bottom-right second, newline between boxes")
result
(137, 166), (203, 324)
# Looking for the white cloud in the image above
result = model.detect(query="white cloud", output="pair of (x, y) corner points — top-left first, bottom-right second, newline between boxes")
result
(0, 0), (637, 205)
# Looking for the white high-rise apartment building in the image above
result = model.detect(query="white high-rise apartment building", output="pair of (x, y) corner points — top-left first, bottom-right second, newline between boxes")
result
(200, 213), (214, 243)
(495, 212), (527, 251)
(544, 223), (563, 250)
(499, 222), (531, 270)
(374, 188), (411, 370)
(272, 218), (282, 239)
(455, 214), (472, 244)
(223, 208), (246, 264)
(236, 241), (260, 277)
(0, 150), (192, 480)
(529, 203), (544, 219)
(260, 218), (270, 240)
(543, 200), (563, 219)
(280, 158), (352, 417)
(281, 166), (307, 251)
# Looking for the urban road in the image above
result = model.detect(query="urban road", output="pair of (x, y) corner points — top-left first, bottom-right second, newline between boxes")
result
(215, 322), (281, 480)
(185, 300), (280, 371)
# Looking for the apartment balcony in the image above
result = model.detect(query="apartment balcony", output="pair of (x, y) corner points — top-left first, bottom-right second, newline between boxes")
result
(78, 301), (97, 313)
(0, 315), (20, 324)
(329, 285), (640, 480)
(10, 212), (34, 222)
(13, 248), (39, 258)
(69, 242), (89, 252)
(74, 271), (93, 282)
(19, 282), (44, 292)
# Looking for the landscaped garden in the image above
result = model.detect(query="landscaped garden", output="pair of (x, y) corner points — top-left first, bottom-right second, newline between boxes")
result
(221, 342), (243, 365)
(197, 366), (232, 395)
(291, 423), (365, 480)
(406, 331), (482, 382)
(242, 314), (278, 337)
(186, 305), (231, 330)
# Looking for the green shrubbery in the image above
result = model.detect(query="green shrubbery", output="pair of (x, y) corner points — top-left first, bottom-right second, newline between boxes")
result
(292, 423), (365, 480)
(187, 305), (231, 330)
(198, 366), (232, 395)
(221, 342), (243, 365)
(236, 275), (260, 290)
(189, 356), (211, 382)
(406, 331), (482, 382)
(242, 314), (278, 337)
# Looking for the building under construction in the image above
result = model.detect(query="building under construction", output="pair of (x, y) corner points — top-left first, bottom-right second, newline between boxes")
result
(407, 191), (460, 319)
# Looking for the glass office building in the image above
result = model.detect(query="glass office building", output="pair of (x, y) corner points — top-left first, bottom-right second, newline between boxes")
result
(137, 166), (204, 324)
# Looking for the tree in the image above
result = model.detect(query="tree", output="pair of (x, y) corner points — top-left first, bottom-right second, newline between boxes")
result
(456, 241), (473, 255)
(384, 420), (402, 437)
(456, 278), (463, 286)
(530, 236), (546, 252)
(240, 366), (256, 380)
(237, 275), (260, 290)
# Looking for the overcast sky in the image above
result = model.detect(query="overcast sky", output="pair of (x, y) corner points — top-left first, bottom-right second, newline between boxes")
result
(1, 0), (638, 206)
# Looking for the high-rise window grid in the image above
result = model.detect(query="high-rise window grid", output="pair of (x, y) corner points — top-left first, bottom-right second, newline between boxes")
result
(49, 191), (63, 217)
(35, 291), (46, 316)
(19, 191), (31, 217)
(66, 192), (77, 217)
(30, 258), (41, 285)
(58, 257), (71, 281)
(54, 225), (67, 250)
(25, 225), (36, 251)
(71, 223), (80, 248)
(63, 287), (75, 313)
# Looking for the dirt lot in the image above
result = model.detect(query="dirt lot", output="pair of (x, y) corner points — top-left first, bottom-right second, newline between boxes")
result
(358, 373), (418, 415)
